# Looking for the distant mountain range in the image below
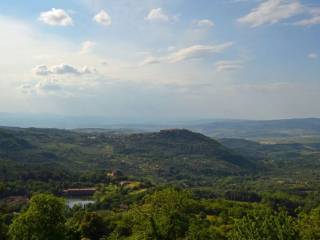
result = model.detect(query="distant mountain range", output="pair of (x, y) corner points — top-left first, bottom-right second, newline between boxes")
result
(1, 112), (320, 139)
(186, 118), (320, 139)
(74, 118), (320, 140)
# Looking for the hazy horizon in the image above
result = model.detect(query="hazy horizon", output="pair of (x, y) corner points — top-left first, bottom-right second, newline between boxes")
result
(1, 111), (320, 129)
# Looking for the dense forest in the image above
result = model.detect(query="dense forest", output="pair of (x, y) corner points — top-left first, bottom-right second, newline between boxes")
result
(1, 126), (320, 239)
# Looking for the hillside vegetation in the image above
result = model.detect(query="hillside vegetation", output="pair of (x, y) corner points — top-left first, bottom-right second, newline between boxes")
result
(0, 128), (260, 197)
(1, 126), (320, 239)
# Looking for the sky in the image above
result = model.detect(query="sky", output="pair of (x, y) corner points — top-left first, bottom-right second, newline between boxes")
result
(0, 0), (319, 121)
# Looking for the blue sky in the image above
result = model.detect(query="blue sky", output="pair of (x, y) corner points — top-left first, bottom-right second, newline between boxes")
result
(0, 0), (319, 121)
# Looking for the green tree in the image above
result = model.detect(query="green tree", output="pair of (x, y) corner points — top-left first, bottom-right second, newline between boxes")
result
(298, 207), (320, 240)
(129, 188), (193, 240)
(228, 208), (298, 240)
(66, 210), (111, 240)
(186, 216), (219, 240)
(94, 184), (126, 209)
(8, 194), (67, 240)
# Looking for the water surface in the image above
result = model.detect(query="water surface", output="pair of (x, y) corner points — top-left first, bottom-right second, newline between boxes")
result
(66, 198), (95, 208)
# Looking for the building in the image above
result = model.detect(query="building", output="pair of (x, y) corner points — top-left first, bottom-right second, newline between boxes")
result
(62, 188), (96, 196)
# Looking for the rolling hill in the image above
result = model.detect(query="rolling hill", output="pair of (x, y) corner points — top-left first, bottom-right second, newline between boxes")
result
(0, 127), (258, 196)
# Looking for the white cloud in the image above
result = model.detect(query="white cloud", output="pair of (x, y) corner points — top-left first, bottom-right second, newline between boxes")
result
(51, 64), (83, 75)
(0, 15), (83, 110)
(32, 65), (50, 76)
(214, 60), (243, 72)
(295, 16), (320, 26)
(145, 8), (175, 22)
(39, 8), (73, 26)
(19, 79), (64, 95)
(238, 0), (303, 27)
(80, 41), (96, 54)
(35, 79), (63, 93)
(141, 56), (162, 65)
(93, 10), (112, 26)
(141, 42), (233, 65)
(308, 53), (318, 59)
(168, 42), (233, 63)
(196, 19), (215, 28)
(295, 8), (320, 26)
(33, 64), (95, 76)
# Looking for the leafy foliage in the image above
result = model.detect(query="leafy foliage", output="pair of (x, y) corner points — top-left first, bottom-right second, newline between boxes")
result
(228, 208), (297, 240)
(298, 207), (320, 239)
(8, 194), (67, 240)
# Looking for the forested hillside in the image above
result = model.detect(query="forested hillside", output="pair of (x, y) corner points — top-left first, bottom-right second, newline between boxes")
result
(0, 128), (259, 197)
(1, 127), (320, 239)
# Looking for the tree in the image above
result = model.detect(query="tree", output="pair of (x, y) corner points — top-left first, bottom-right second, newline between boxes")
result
(129, 188), (193, 240)
(298, 207), (320, 240)
(66, 211), (108, 240)
(186, 216), (218, 240)
(228, 208), (298, 240)
(8, 194), (67, 240)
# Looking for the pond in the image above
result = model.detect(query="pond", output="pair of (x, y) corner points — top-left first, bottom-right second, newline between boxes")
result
(66, 198), (95, 208)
